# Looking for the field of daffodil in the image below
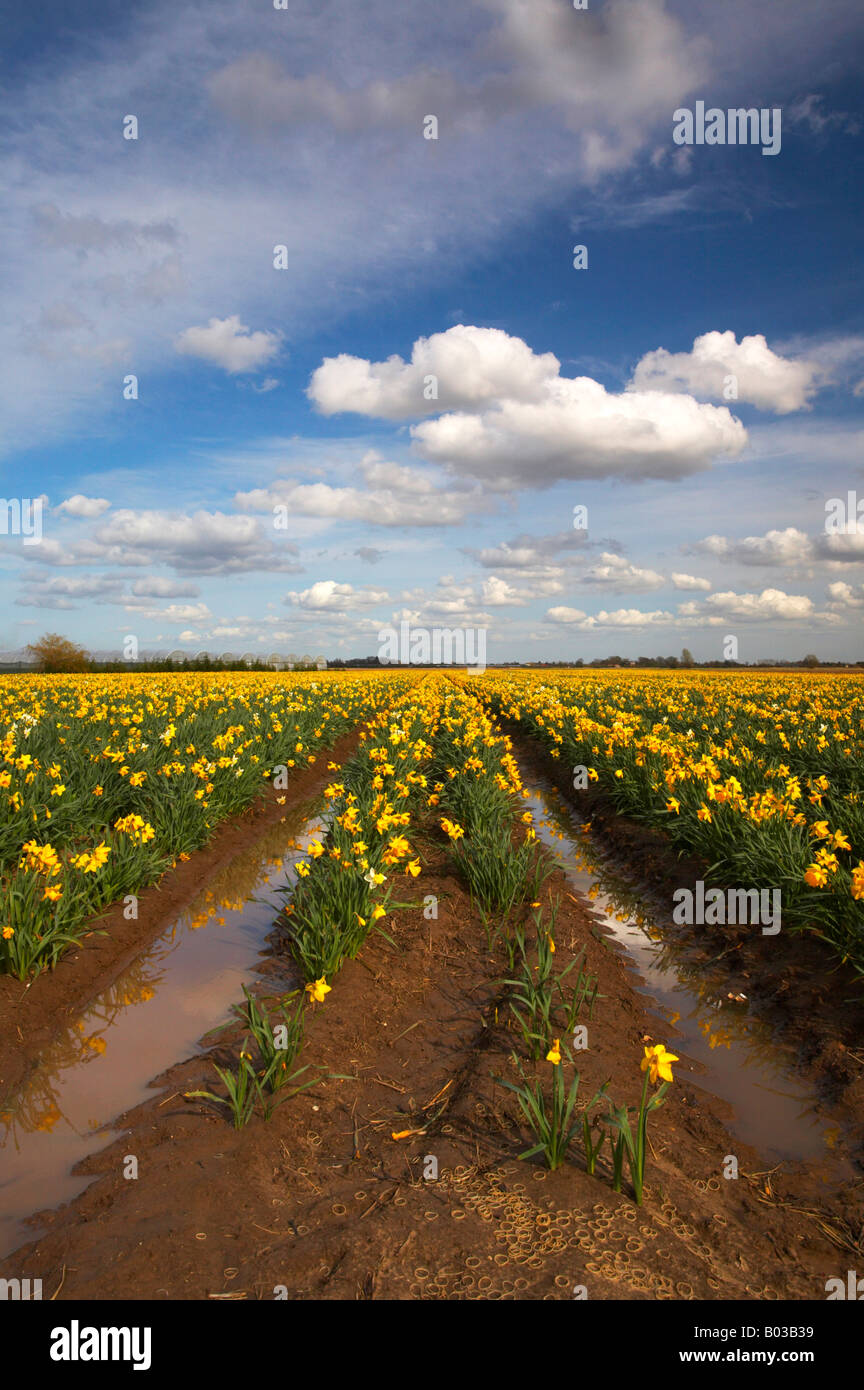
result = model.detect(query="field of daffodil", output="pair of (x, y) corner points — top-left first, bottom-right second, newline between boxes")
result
(472, 669), (864, 973)
(285, 673), (535, 984)
(5, 666), (864, 985)
(0, 670), (414, 978)
(216, 673), (673, 1203)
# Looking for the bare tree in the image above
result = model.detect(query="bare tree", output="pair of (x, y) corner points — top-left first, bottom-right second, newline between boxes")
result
(25, 633), (91, 673)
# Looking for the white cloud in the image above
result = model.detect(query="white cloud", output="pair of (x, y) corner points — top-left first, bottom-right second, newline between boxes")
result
(630, 331), (819, 413)
(692, 522), (864, 573)
(547, 605), (674, 629)
(93, 509), (303, 575)
(704, 588), (815, 621)
(174, 315), (282, 374)
(693, 527), (814, 566)
(547, 585), (831, 632)
(472, 531), (590, 574)
(414, 378), (744, 489)
(235, 455), (487, 527)
(308, 325), (559, 420)
(581, 553), (665, 592)
(1, 0), (857, 461)
(818, 530), (864, 563)
(310, 327), (746, 489)
(392, 576), (497, 627)
(546, 605), (588, 625)
(56, 494), (112, 519)
(827, 580), (864, 609)
(480, 574), (563, 605)
(129, 602), (213, 623)
(285, 580), (388, 612)
(670, 572), (711, 591)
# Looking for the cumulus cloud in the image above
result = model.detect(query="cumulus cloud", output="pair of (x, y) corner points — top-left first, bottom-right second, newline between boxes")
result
(412, 378), (744, 489)
(3, 0), (858, 463)
(235, 454), (487, 527)
(86, 509), (305, 575)
(174, 316), (282, 374)
(547, 605), (674, 629)
(547, 586), (830, 631)
(703, 588), (815, 621)
(479, 574), (563, 605)
(629, 331), (819, 414)
(827, 580), (864, 609)
(545, 605), (588, 625)
(56, 494), (111, 518)
(423, 573), (561, 612)
(581, 553), (665, 592)
(818, 530), (864, 563)
(310, 326), (746, 489)
(130, 602), (213, 624)
(285, 580), (389, 612)
(308, 326), (559, 420)
(693, 524), (864, 569)
(393, 576), (500, 627)
(670, 572), (712, 591)
(693, 528), (813, 566)
(466, 532), (593, 588)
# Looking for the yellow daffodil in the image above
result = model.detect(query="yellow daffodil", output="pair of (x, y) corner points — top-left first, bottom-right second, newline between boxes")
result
(641, 1044), (678, 1085)
(305, 976), (331, 1003)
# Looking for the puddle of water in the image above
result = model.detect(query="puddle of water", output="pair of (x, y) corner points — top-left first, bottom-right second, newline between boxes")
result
(0, 800), (323, 1259)
(523, 771), (851, 1172)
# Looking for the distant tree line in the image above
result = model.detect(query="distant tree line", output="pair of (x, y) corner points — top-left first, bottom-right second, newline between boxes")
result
(21, 634), (323, 674)
(14, 634), (864, 675)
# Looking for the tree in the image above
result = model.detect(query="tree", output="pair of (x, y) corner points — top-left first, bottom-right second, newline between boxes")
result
(801, 654), (820, 668)
(681, 648), (695, 667)
(26, 633), (91, 673)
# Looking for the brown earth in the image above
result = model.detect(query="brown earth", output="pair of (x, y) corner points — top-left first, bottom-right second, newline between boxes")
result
(510, 733), (864, 1124)
(0, 727), (362, 1105)
(2, 798), (863, 1301)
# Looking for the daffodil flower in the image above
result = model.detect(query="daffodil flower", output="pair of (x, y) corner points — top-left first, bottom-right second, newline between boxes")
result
(305, 977), (331, 1004)
(641, 1043), (678, 1085)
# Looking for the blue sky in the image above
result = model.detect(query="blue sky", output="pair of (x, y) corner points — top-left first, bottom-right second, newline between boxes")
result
(2, 0), (863, 662)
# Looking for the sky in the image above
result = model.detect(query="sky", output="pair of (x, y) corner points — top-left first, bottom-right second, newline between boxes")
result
(1, 0), (863, 663)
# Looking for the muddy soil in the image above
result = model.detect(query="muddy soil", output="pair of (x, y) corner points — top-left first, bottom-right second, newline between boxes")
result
(3, 808), (862, 1301)
(510, 732), (864, 1119)
(0, 728), (361, 1105)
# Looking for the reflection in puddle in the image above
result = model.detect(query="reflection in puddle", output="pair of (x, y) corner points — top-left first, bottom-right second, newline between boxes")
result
(0, 800), (322, 1258)
(523, 771), (851, 1172)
